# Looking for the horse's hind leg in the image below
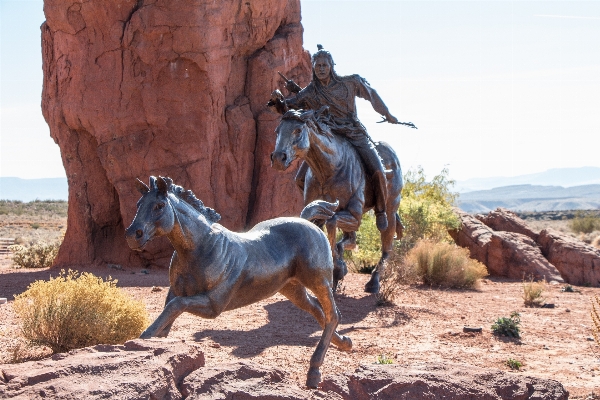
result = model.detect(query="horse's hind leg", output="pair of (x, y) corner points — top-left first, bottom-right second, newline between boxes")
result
(365, 205), (400, 294)
(279, 282), (352, 351)
(303, 281), (340, 388)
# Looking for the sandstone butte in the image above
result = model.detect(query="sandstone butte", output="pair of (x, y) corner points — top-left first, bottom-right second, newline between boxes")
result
(41, 0), (312, 268)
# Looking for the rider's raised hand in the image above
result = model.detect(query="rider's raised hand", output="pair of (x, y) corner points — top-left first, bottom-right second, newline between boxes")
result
(385, 113), (399, 124)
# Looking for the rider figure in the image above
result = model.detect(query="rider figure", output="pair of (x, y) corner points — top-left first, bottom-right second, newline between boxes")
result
(270, 45), (400, 232)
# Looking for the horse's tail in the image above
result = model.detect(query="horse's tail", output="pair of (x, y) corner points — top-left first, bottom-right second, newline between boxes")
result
(300, 200), (339, 223)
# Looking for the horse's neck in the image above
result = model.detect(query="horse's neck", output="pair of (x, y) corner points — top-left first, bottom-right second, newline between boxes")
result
(166, 199), (220, 254)
(305, 128), (345, 183)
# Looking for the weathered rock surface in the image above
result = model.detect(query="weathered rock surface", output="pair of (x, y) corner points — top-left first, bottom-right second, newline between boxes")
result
(537, 228), (600, 286)
(41, 0), (311, 268)
(450, 209), (563, 282)
(1, 345), (568, 400)
(0, 339), (204, 399)
(477, 208), (539, 241)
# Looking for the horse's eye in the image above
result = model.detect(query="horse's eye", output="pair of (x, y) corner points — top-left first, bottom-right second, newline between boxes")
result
(292, 128), (301, 135)
(155, 203), (165, 211)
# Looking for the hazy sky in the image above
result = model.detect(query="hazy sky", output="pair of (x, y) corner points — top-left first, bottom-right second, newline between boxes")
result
(1, 0), (599, 180)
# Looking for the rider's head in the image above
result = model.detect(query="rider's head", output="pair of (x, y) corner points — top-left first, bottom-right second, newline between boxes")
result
(312, 44), (338, 85)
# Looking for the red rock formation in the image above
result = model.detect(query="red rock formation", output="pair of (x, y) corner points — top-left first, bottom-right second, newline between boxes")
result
(0, 344), (568, 399)
(477, 207), (539, 241)
(41, 0), (312, 268)
(0, 339), (205, 399)
(450, 209), (564, 282)
(538, 228), (600, 286)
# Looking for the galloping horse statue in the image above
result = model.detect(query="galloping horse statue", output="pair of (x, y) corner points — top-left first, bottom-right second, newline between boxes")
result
(271, 108), (404, 294)
(125, 176), (352, 388)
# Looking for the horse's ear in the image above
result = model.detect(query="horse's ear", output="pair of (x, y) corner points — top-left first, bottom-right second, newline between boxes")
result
(149, 176), (157, 190)
(156, 176), (169, 196)
(135, 178), (150, 194)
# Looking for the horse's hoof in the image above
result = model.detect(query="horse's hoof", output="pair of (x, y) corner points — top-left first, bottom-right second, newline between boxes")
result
(306, 368), (322, 389)
(364, 279), (380, 294)
(338, 336), (353, 351)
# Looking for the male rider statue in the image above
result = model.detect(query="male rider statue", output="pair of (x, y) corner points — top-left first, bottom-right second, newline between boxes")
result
(269, 45), (400, 232)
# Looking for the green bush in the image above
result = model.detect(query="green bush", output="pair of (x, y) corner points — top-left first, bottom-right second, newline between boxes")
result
(492, 311), (521, 338)
(506, 358), (522, 370)
(13, 270), (149, 353)
(570, 213), (600, 234)
(350, 167), (461, 270)
(10, 241), (61, 269)
(405, 240), (488, 288)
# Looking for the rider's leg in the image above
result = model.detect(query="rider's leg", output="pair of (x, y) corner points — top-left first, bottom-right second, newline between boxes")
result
(295, 161), (309, 193)
(346, 136), (389, 231)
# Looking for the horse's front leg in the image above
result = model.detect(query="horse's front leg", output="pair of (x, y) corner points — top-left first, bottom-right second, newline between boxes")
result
(140, 289), (230, 339)
(155, 287), (175, 337)
(327, 211), (361, 289)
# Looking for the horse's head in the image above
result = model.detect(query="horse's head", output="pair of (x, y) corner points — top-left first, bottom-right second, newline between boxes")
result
(125, 176), (176, 251)
(271, 109), (315, 171)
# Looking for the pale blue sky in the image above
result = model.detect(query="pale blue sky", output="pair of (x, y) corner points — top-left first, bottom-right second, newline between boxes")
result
(1, 0), (600, 180)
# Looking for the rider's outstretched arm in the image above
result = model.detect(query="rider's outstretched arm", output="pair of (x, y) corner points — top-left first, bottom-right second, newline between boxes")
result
(354, 76), (399, 124)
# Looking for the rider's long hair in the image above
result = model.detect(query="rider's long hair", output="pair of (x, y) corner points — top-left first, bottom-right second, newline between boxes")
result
(311, 44), (341, 87)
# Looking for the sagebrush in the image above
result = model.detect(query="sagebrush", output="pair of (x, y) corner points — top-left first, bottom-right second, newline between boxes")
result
(570, 212), (600, 234)
(13, 270), (149, 353)
(404, 240), (487, 289)
(9, 240), (61, 268)
(522, 277), (546, 307)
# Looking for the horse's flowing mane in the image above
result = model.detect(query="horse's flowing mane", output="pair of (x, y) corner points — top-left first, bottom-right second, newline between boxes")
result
(159, 177), (221, 223)
(281, 109), (334, 139)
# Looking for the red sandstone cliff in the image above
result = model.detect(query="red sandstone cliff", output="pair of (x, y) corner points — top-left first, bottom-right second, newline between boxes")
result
(41, 0), (311, 268)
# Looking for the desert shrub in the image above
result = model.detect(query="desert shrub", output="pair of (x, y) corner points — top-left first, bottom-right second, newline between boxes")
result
(396, 167), (461, 254)
(376, 354), (393, 364)
(13, 270), (149, 353)
(492, 311), (521, 338)
(592, 295), (600, 348)
(404, 240), (487, 288)
(506, 358), (522, 370)
(522, 277), (546, 307)
(592, 236), (600, 250)
(347, 211), (381, 271)
(10, 240), (61, 268)
(570, 213), (600, 234)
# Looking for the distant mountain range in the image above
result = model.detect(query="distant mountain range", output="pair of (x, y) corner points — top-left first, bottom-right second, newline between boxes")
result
(458, 184), (600, 213)
(0, 177), (68, 202)
(455, 166), (600, 192)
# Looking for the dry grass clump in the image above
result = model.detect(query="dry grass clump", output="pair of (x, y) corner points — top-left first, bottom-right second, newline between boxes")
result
(9, 240), (61, 268)
(522, 277), (546, 307)
(593, 295), (600, 348)
(13, 270), (149, 354)
(404, 240), (488, 289)
(592, 235), (600, 250)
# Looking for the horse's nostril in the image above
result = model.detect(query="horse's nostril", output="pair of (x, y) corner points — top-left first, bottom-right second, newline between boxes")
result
(135, 229), (143, 239)
(270, 153), (275, 162)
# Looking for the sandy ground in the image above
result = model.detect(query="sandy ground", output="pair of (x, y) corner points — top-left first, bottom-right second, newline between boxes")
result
(1, 260), (599, 398)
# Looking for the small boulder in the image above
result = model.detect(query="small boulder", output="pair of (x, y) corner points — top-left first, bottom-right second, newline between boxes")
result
(477, 207), (539, 241)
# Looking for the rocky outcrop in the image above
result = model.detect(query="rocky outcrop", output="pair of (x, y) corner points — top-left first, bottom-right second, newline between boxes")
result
(0, 343), (568, 399)
(41, 0), (312, 268)
(0, 339), (205, 399)
(538, 228), (600, 286)
(454, 207), (600, 286)
(477, 208), (539, 241)
(450, 210), (564, 282)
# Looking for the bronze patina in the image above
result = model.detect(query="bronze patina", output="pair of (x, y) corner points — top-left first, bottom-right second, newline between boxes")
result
(268, 45), (411, 293)
(125, 176), (352, 388)
(271, 109), (404, 293)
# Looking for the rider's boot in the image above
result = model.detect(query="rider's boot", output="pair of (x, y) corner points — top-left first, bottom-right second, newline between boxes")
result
(372, 170), (388, 232)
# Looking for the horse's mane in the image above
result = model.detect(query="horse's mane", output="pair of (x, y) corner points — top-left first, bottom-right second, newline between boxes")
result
(160, 177), (221, 223)
(281, 109), (334, 139)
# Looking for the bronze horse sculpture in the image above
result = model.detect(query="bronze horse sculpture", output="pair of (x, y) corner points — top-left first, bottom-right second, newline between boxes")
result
(271, 108), (404, 293)
(125, 176), (352, 388)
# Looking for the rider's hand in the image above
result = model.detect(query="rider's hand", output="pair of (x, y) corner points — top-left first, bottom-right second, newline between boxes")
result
(385, 113), (399, 124)
(270, 89), (284, 102)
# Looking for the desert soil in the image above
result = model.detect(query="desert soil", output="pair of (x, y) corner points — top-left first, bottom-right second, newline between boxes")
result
(0, 261), (599, 398)
(1, 207), (599, 398)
